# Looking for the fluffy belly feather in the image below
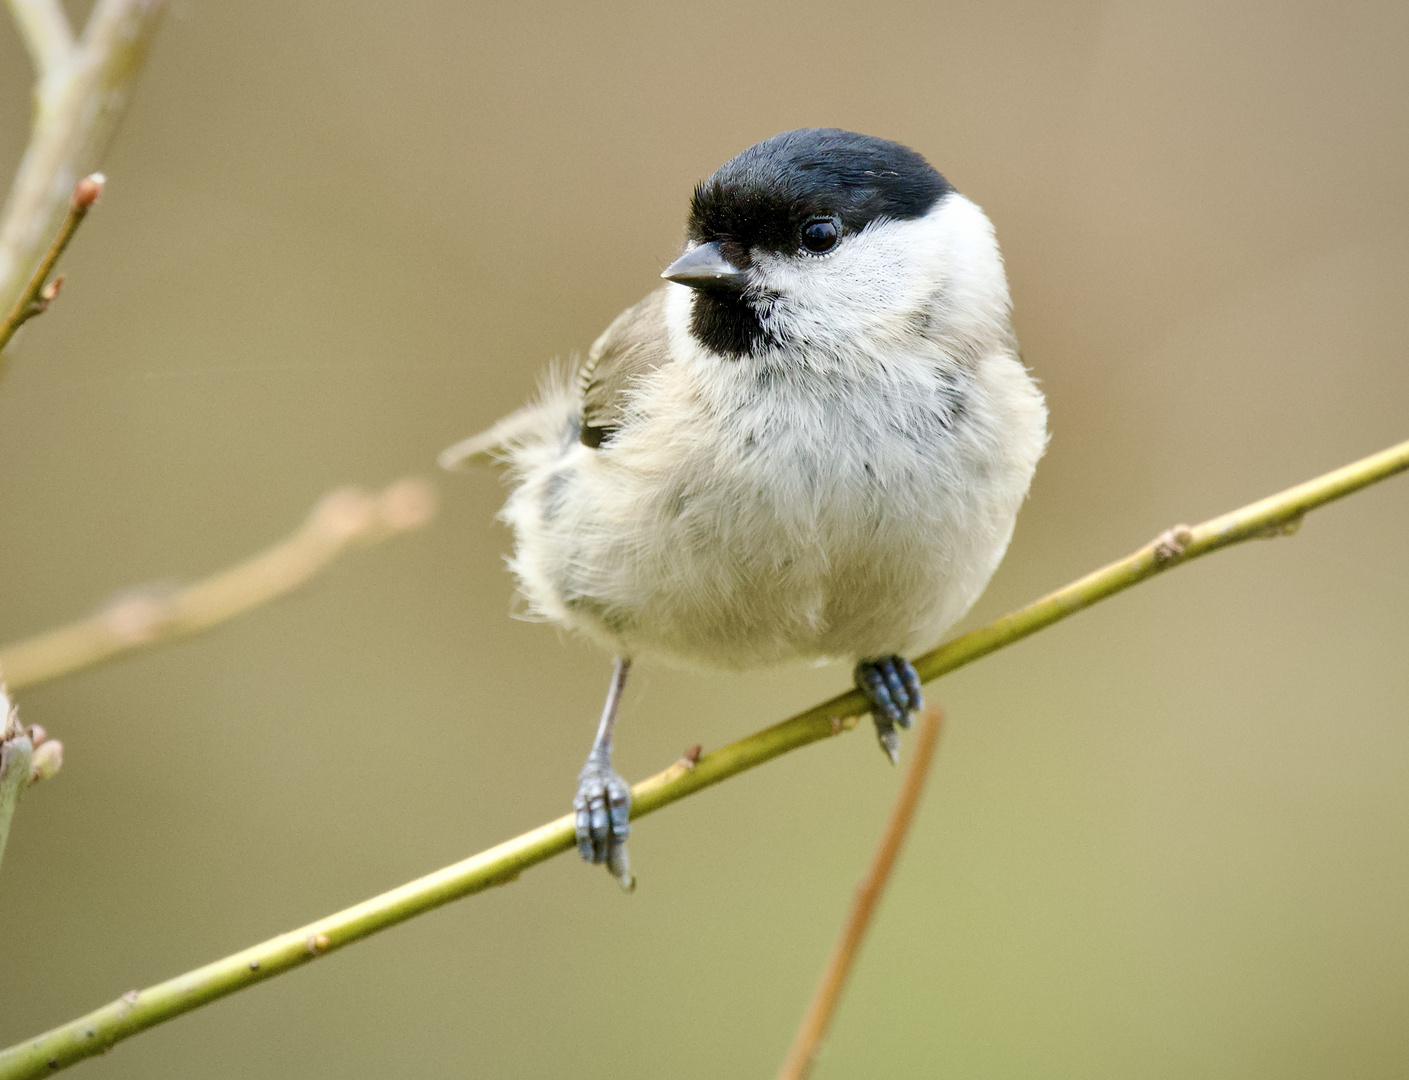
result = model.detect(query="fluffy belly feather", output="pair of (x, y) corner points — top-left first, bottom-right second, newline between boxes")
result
(501, 349), (1045, 669)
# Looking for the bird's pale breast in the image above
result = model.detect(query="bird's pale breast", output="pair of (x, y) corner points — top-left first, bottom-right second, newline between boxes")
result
(503, 336), (1045, 670)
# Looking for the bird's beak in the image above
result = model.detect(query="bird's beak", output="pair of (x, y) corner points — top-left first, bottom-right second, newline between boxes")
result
(661, 241), (749, 291)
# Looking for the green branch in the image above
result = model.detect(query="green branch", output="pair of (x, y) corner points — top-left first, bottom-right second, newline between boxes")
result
(1, 436), (1406, 1079)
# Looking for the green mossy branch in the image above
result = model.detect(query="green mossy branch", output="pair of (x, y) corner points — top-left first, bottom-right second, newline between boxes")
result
(2, 437), (1404, 1079)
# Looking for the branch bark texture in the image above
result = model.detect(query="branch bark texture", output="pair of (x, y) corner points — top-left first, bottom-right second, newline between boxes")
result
(0, 437), (1405, 1078)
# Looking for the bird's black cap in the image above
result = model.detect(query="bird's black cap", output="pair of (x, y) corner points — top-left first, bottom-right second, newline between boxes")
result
(687, 128), (952, 258)
(680, 130), (952, 358)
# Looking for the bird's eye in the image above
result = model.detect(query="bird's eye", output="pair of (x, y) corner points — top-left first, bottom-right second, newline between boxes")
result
(800, 217), (840, 254)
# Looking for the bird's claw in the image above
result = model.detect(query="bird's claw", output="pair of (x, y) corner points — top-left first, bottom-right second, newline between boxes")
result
(855, 655), (925, 763)
(573, 755), (634, 890)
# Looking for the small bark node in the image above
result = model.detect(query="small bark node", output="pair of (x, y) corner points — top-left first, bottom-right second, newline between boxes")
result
(1153, 524), (1194, 563)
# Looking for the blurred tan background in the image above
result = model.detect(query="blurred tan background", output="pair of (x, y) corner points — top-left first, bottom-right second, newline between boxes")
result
(1, 1), (1407, 1076)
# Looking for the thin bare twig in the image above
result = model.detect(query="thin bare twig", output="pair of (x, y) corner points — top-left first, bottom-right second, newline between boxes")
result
(0, 437), (1404, 1079)
(0, 173), (103, 355)
(0, 479), (438, 691)
(0, 0), (165, 346)
(777, 706), (944, 1080)
(6, 0), (75, 77)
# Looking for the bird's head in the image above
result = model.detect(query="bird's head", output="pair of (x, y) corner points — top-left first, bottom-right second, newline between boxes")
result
(663, 129), (1006, 361)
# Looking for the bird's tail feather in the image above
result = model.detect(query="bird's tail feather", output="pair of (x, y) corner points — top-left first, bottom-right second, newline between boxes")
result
(438, 363), (578, 471)
(438, 405), (546, 469)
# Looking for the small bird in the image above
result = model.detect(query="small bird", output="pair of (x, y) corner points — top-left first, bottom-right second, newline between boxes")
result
(441, 129), (1047, 888)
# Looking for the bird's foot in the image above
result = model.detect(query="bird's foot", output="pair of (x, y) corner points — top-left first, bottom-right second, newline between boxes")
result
(854, 655), (925, 764)
(573, 753), (634, 891)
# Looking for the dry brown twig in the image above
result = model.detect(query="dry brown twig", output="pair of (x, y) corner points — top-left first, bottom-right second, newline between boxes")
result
(0, 479), (438, 692)
(776, 707), (945, 1080)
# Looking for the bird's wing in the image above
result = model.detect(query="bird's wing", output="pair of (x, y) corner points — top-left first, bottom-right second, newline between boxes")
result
(578, 286), (672, 448)
(438, 286), (674, 470)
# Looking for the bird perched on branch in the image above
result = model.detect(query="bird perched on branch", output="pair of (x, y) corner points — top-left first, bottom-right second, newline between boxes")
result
(441, 129), (1047, 888)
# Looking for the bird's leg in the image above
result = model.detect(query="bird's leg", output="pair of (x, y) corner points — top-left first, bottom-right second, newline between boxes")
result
(573, 656), (635, 890)
(854, 655), (925, 764)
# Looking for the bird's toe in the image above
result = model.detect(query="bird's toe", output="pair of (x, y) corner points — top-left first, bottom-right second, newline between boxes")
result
(855, 655), (925, 761)
(573, 758), (633, 888)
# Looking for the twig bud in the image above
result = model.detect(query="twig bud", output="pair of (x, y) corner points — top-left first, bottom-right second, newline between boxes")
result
(28, 739), (63, 785)
(73, 174), (106, 209)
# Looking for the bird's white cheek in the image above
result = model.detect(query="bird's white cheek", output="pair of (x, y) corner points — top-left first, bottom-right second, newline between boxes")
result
(754, 240), (921, 344)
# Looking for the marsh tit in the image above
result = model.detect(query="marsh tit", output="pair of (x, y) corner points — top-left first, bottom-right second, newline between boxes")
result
(441, 128), (1048, 888)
